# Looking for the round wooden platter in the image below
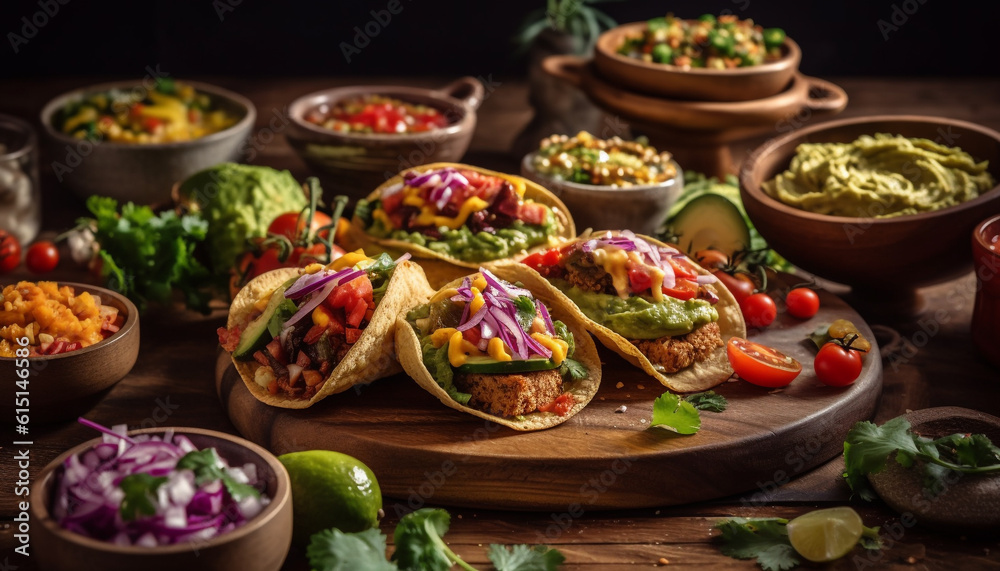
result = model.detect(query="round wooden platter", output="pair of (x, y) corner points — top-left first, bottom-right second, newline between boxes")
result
(217, 273), (881, 511)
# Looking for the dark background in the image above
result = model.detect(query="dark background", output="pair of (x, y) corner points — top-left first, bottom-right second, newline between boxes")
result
(0, 0), (996, 79)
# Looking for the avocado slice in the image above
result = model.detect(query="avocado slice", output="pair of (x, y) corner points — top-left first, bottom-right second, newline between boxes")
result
(233, 286), (295, 361)
(664, 193), (752, 258)
(457, 355), (558, 375)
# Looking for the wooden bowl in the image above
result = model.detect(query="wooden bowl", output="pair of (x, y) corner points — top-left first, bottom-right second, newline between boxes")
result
(868, 407), (1000, 533)
(0, 282), (140, 424)
(593, 21), (801, 102)
(520, 152), (684, 235)
(285, 77), (483, 201)
(739, 115), (1000, 292)
(30, 427), (293, 571)
(40, 80), (256, 204)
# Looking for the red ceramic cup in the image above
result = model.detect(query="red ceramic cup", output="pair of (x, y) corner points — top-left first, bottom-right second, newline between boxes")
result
(972, 214), (1000, 368)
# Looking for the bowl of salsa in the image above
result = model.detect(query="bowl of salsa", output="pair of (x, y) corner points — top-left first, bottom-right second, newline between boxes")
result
(286, 77), (484, 201)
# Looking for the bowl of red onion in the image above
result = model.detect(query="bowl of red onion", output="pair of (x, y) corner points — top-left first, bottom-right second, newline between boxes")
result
(30, 421), (292, 571)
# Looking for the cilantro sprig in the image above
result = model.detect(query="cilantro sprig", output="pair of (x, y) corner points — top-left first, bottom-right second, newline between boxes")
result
(307, 508), (564, 571)
(844, 415), (1000, 501)
(176, 448), (261, 502)
(649, 391), (728, 435)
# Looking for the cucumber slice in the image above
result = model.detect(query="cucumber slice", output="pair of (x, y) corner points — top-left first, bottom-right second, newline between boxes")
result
(233, 286), (292, 361)
(457, 355), (558, 374)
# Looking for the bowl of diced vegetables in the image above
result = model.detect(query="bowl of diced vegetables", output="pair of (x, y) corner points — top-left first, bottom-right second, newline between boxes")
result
(40, 79), (255, 204)
(30, 423), (292, 571)
(594, 14), (800, 102)
(520, 132), (682, 235)
(0, 281), (140, 424)
(285, 77), (483, 201)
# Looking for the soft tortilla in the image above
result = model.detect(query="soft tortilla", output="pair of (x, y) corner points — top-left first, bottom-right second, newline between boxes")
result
(395, 268), (602, 431)
(226, 260), (432, 409)
(491, 232), (747, 393)
(347, 162), (576, 289)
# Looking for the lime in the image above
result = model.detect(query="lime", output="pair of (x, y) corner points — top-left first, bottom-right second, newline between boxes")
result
(278, 450), (383, 545)
(786, 506), (864, 562)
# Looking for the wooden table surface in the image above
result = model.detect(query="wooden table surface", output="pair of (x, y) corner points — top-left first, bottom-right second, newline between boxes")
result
(1, 77), (999, 570)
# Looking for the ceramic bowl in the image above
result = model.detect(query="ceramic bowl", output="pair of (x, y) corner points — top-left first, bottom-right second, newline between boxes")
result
(739, 115), (1000, 292)
(40, 80), (255, 205)
(521, 152), (683, 235)
(593, 21), (801, 102)
(30, 427), (293, 571)
(285, 77), (483, 201)
(0, 282), (139, 424)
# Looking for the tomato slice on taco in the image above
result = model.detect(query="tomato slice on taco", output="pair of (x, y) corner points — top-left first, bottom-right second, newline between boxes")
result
(219, 250), (429, 408)
(396, 267), (601, 431)
(511, 230), (747, 392)
(348, 162), (575, 287)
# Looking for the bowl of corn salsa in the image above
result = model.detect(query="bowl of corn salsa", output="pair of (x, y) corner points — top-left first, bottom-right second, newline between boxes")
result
(521, 132), (682, 235)
(41, 79), (255, 204)
(286, 77), (483, 200)
(0, 281), (139, 423)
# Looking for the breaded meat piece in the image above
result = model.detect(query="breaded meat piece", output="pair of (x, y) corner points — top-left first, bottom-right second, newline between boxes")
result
(563, 252), (616, 295)
(455, 369), (564, 417)
(631, 322), (723, 374)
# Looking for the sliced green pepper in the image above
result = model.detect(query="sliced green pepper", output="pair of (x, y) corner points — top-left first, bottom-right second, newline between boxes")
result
(652, 43), (674, 64)
(763, 28), (786, 49)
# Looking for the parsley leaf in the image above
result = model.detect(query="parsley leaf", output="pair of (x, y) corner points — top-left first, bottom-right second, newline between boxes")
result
(844, 415), (1000, 501)
(391, 508), (470, 571)
(650, 392), (701, 435)
(307, 528), (397, 571)
(488, 544), (566, 571)
(80, 195), (213, 313)
(513, 295), (538, 331)
(118, 473), (167, 521)
(559, 357), (589, 382)
(715, 518), (798, 571)
(176, 448), (260, 502)
(684, 391), (728, 412)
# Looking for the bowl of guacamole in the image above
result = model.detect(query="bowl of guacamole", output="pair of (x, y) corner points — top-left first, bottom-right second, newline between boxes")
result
(740, 115), (1000, 291)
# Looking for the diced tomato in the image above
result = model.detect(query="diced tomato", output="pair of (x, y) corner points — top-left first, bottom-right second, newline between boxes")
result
(217, 326), (241, 352)
(143, 117), (164, 132)
(304, 324), (327, 344)
(296, 350), (311, 368)
(346, 297), (368, 328)
(65, 342), (81, 352)
(523, 247), (561, 271)
(345, 328), (364, 344)
(267, 379), (279, 395)
(539, 393), (575, 416)
(667, 256), (701, 280)
(327, 275), (373, 309)
(326, 310), (346, 336)
(266, 338), (286, 363)
(463, 327), (482, 346)
(516, 202), (548, 225)
(521, 252), (545, 271)
(662, 279), (699, 301)
(364, 308), (374, 322)
(628, 266), (652, 293)
(302, 369), (324, 388)
(253, 350), (270, 367)
(381, 190), (404, 214)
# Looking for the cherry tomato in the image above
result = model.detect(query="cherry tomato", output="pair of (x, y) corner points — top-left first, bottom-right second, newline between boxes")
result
(25, 241), (59, 273)
(0, 231), (21, 273)
(727, 337), (802, 387)
(267, 211), (334, 241)
(741, 292), (777, 328)
(712, 270), (755, 303)
(814, 342), (863, 387)
(694, 249), (730, 270)
(786, 287), (820, 319)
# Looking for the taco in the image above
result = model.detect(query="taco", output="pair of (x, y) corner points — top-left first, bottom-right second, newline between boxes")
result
(348, 162), (575, 287)
(396, 267), (601, 431)
(219, 250), (430, 408)
(510, 230), (747, 392)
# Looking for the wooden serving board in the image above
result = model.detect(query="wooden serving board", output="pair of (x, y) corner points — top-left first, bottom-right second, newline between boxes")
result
(217, 274), (881, 510)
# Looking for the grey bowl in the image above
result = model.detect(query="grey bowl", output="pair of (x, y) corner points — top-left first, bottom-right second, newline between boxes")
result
(40, 80), (256, 204)
(521, 152), (683, 236)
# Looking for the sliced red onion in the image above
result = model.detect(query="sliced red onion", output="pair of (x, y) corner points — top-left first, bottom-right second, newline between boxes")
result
(695, 273), (718, 284)
(285, 267), (364, 300)
(282, 278), (337, 329)
(536, 300), (554, 335)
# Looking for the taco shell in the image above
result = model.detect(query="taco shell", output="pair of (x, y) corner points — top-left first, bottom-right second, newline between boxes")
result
(395, 267), (601, 431)
(226, 260), (434, 408)
(494, 233), (747, 393)
(347, 162), (576, 288)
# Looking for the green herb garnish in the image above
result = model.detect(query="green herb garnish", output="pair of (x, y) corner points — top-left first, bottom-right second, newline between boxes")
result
(176, 448), (260, 502)
(118, 473), (168, 521)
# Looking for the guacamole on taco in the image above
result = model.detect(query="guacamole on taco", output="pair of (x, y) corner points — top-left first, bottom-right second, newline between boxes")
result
(512, 230), (746, 392)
